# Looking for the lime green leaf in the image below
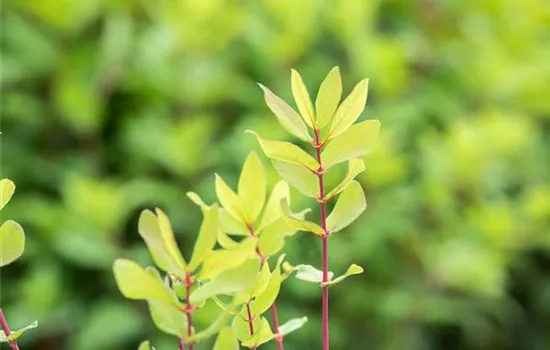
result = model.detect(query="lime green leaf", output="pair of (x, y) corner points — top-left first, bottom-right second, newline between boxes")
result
(0, 179), (15, 211)
(258, 220), (286, 256)
(0, 321), (37, 342)
(241, 317), (274, 348)
(247, 131), (319, 171)
(291, 69), (316, 128)
(316, 67), (342, 128)
(213, 327), (239, 350)
(138, 209), (186, 276)
(322, 119), (380, 169)
(322, 264), (364, 286)
(324, 159), (365, 201)
(231, 307), (260, 342)
(189, 310), (231, 342)
(258, 84), (311, 142)
(326, 181), (366, 233)
(155, 208), (188, 272)
(258, 180), (290, 231)
(191, 259), (260, 304)
(251, 263), (271, 298)
(278, 317), (308, 336)
(239, 152), (266, 223)
(200, 238), (257, 279)
(294, 264), (333, 283)
(272, 160), (318, 197)
(113, 259), (175, 304)
(0, 220), (25, 267)
(328, 78), (369, 139)
(215, 174), (247, 223)
(186, 192), (209, 211)
(280, 199), (324, 236)
(188, 204), (220, 271)
(148, 300), (187, 338)
(219, 208), (249, 236)
(137, 340), (155, 350)
(218, 229), (239, 249)
(252, 257), (283, 315)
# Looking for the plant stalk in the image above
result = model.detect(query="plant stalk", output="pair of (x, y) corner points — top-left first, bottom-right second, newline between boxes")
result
(245, 303), (257, 350)
(182, 273), (195, 350)
(0, 308), (20, 350)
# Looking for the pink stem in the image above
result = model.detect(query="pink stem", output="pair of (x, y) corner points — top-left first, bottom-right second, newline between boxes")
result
(245, 303), (257, 350)
(0, 308), (20, 350)
(182, 273), (195, 350)
(271, 303), (284, 350)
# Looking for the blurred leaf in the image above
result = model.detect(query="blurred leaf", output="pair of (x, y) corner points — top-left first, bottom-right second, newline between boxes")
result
(0, 179), (15, 210)
(291, 69), (316, 128)
(238, 152), (266, 223)
(326, 181), (366, 233)
(294, 264), (333, 283)
(322, 264), (364, 286)
(213, 327), (239, 350)
(148, 300), (187, 338)
(272, 160), (318, 198)
(280, 199), (324, 236)
(316, 66), (342, 128)
(0, 321), (37, 342)
(54, 233), (116, 269)
(189, 204), (220, 271)
(278, 316), (308, 336)
(0, 220), (25, 267)
(137, 341), (155, 350)
(325, 159), (365, 201)
(328, 78), (369, 139)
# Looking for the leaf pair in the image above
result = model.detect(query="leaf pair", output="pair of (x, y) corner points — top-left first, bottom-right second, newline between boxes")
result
(0, 179), (25, 267)
(291, 263), (364, 287)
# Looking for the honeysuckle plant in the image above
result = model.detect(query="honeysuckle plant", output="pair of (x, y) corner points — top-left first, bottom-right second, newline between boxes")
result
(0, 179), (38, 350)
(251, 67), (381, 350)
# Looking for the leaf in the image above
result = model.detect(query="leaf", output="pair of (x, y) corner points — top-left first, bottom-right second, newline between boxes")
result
(190, 259), (260, 304)
(278, 317), (307, 336)
(326, 181), (366, 233)
(291, 69), (316, 128)
(0, 220), (25, 267)
(251, 256), (284, 315)
(258, 220), (286, 256)
(322, 120), (380, 169)
(0, 321), (37, 342)
(316, 67), (342, 128)
(137, 340), (154, 350)
(251, 262), (271, 298)
(231, 307), (260, 342)
(258, 180), (290, 231)
(218, 230), (239, 249)
(148, 300), (187, 338)
(188, 204), (220, 271)
(294, 264), (333, 283)
(324, 159), (365, 201)
(112, 259), (175, 304)
(200, 238), (257, 279)
(189, 310), (231, 342)
(241, 317), (274, 348)
(328, 78), (369, 139)
(239, 152), (266, 223)
(272, 160), (318, 198)
(138, 209), (186, 276)
(0, 179), (15, 211)
(186, 192), (209, 211)
(219, 208), (249, 236)
(258, 84), (311, 142)
(280, 199), (324, 236)
(247, 131), (319, 171)
(213, 327), (239, 350)
(322, 264), (364, 286)
(155, 208), (188, 272)
(215, 174), (247, 223)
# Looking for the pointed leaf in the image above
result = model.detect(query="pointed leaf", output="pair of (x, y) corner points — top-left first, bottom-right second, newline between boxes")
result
(326, 181), (366, 233)
(239, 152), (266, 223)
(148, 300), (187, 338)
(323, 119), (380, 169)
(251, 263), (271, 298)
(328, 78), (369, 138)
(200, 238), (258, 279)
(188, 309), (231, 342)
(316, 67), (342, 128)
(241, 317), (274, 348)
(325, 159), (365, 201)
(0, 179), (15, 210)
(214, 327), (239, 350)
(272, 160), (318, 198)
(247, 131), (319, 171)
(322, 264), (364, 286)
(188, 204), (220, 271)
(294, 264), (333, 283)
(280, 199), (324, 236)
(0, 220), (25, 267)
(251, 257), (283, 315)
(258, 180), (290, 231)
(291, 69), (316, 128)
(278, 317), (308, 336)
(186, 192), (209, 211)
(155, 208), (188, 271)
(218, 229), (239, 249)
(219, 208), (249, 236)
(0, 321), (38, 342)
(215, 174), (247, 223)
(137, 340), (155, 350)
(258, 84), (311, 141)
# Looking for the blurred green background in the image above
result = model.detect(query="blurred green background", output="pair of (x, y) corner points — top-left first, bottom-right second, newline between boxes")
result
(1, 0), (549, 349)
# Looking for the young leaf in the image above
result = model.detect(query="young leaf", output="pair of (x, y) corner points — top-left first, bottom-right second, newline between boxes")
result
(258, 220), (286, 256)
(137, 340), (155, 350)
(241, 317), (274, 348)
(291, 69), (316, 128)
(278, 317), (308, 336)
(186, 192), (209, 211)
(215, 174), (247, 223)
(188, 204), (220, 271)
(322, 264), (364, 286)
(213, 327), (239, 350)
(280, 199), (324, 236)
(199, 238), (257, 279)
(272, 160), (318, 198)
(247, 131), (319, 171)
(251, 257), (283, 315)
(0, 321), (38, 342)
(324, 159), (365, 201)
(316, 67), (342, 128)
(326, 181), (366, 233)
(112, 259), (175, 304)
(218, 229), (239, 249)
(328, 78), (369, 139)
(0, 179), (15, 211)
(0, 220), (25, 267)
(251, 263), (271, 298)
(239, 152), (267, 223)
(258, 180), (290, 231)
(322, 119), (380, 169)
(258, 84), (312, 142)
(294, 264), (334, 283)
(155, 208), (188, 272)
(231, 307), (260, 341)
(148, 300), (187, 338)
(189, 310), (231, 342)
(219, 208), (249, 236)
(190, 259), (260, 304)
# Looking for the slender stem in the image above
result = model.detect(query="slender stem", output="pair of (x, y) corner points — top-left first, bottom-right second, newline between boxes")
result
(0, 309), (20, 350)
(178, 338), (185, 350)
(245, 303), (257, 350)
(314, 129), (330, 350)
(182, 273), (195, 350)
(271, 303), (284, 350)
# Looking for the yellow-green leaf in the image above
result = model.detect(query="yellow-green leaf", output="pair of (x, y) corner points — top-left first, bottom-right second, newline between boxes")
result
(251, 257), (283, 315)
(155, 208), (188, 272)
(199, 238), (257, 279)
(280, 199), (324, 236)
(294, 264), (333, 283)
(1, 321), (37, 342)
(258, 84), (311, 142)
(137, 340), (154, 350)
(322, 119), (380, 169)
(324, 159), (365, 201)
(218, 229), (239, 249)
(188, 204), (220, 271)
(241, 317), (274, 348)
(247, 131), (319, 171)
(213, 327), (239, 350)
(215, 174), (247, 223)
(316, 67), (342, 128)
(322, 264), (364, 286)
(326, 181), (366, 233)
(186, 192), (209, 211)
(251, 262), (271, 298)
(328, 78), (369, 138)
(239, 152), (266, 223)
(291, 69), (316, 128)
(258, 180), (290, 231)
(189, 310), (231, 342)
(0, 179), (15, 211)
(0, 220), (25, 267)
(272, 160), (318, 198)
(219, 208), (249, 236)
(231, 307), (260, 342)
(148, 300), (187, 338)
(278, 317), (308, 336)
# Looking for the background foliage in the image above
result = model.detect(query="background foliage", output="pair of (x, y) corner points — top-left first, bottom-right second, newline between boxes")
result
(1, 0), (549, 349)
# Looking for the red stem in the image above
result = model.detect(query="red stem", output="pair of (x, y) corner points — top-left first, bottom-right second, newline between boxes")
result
(245, 303), (257, 350)
(0, 308), (20, 350)
(182, 273), (195, 350)
(314, 129), (330, 350)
